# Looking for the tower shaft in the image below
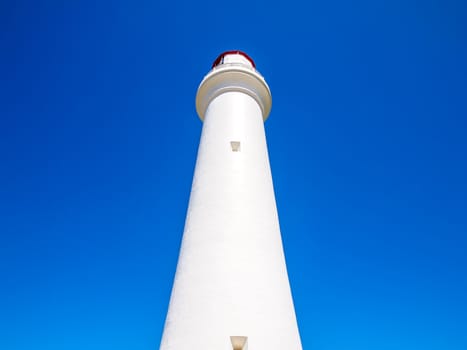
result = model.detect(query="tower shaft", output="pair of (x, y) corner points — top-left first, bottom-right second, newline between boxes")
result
(160, 52), (302, 350)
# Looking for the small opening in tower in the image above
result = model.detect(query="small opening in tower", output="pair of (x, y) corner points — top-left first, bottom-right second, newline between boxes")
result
(230, 141), (241, 152)
(230, 336), (248, 350)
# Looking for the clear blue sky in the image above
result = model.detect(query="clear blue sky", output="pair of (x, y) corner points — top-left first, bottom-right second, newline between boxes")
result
(1, 0), (466, 349)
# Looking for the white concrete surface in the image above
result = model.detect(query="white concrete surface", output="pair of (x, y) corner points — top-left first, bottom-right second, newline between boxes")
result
(160, 52), (302, 350)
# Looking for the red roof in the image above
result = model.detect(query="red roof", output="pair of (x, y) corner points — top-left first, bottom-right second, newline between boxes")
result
(211, 50), (256, 68)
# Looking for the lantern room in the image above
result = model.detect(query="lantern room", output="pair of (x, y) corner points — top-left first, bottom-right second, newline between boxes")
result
(211, 50), (256, 69)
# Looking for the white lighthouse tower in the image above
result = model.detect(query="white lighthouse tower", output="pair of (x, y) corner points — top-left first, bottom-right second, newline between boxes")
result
(160, 51), (302, 350)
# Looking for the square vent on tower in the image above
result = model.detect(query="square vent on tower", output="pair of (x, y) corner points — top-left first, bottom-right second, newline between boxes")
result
(230, 141), (241, 152)
(230, 336), (248, 350)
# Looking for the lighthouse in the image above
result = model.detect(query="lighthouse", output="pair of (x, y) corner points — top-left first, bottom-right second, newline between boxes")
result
(160, 51), (302, 350)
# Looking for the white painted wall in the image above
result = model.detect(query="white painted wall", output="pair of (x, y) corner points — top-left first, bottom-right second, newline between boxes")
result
(160, 53), (302, 350)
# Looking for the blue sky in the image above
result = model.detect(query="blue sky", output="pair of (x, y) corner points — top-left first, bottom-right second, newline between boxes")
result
(1, 0), (467, 349)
